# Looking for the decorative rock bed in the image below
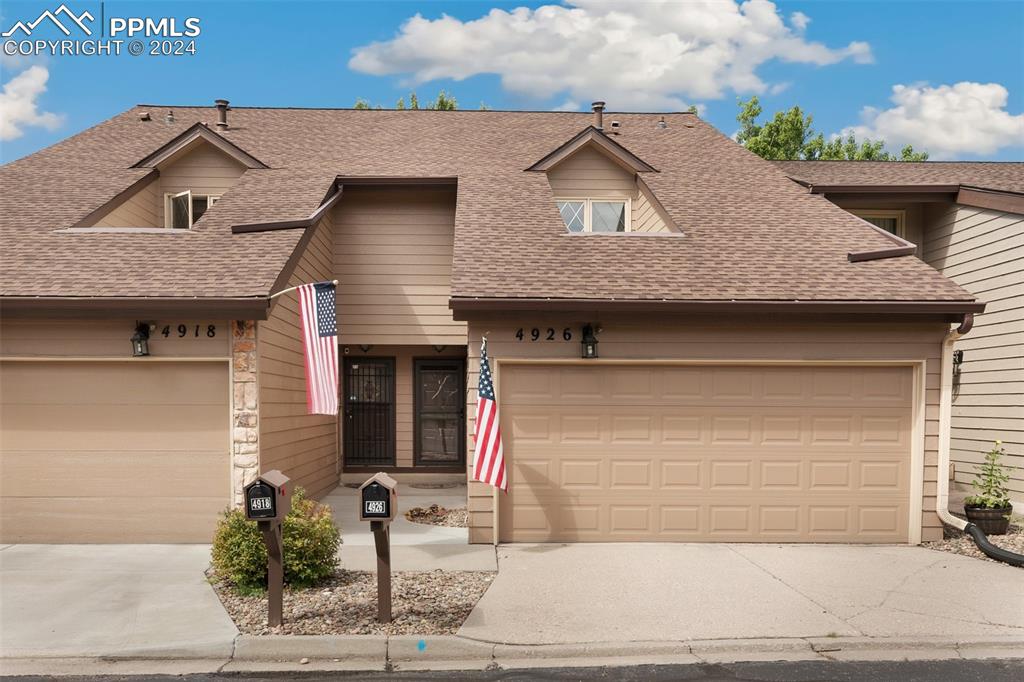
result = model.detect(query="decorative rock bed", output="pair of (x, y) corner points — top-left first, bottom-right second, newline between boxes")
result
(404, 504), (469, 528)
(213, 569), (494, 635)
(923, 520), (1023, 567)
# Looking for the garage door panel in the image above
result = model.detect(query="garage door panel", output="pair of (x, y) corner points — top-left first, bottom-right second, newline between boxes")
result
(1, 450), (228, 497)
(501, 364), (913, 543)
(0, 361), (230, 543)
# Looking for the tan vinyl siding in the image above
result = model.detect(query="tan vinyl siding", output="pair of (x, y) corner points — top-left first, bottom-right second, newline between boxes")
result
(92, 179), (160, 227)
(156, 142), (246, 226)
(632, 182), (671, 233)
(0, 318), (229, 357)
(332, 186), (465, 346)
(547, 145), (636, 197)
(465, 319), (945, 544)
(923, 202), (1024, 500)
(258, 214), (339, 499)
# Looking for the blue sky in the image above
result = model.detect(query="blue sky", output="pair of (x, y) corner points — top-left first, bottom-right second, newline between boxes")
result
(2, 0), (1022, 163)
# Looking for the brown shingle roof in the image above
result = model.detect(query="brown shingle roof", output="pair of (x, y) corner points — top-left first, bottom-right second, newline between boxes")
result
(0, 106), (977, 308)
(774, 160), (1024, 195)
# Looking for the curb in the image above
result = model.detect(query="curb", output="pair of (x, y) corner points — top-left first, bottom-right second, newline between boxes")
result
(7, 634), (1024, 673)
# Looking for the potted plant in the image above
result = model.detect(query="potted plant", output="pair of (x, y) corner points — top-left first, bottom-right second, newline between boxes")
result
(964, 440), (1013, 535)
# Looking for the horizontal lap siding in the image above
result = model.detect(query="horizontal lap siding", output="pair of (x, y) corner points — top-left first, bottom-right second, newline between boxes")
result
(257, 214), (338, 499)
(157, 144), (246, 226)
(465, 320), (946, 544)
(0, 319), (229, 357)
(92, 180), (159, 228)
(924, 203), (1024, 499)
(332, 187), (465, 346)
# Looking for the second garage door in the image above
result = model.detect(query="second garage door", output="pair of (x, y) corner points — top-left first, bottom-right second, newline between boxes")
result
(499, 364), (913, 543)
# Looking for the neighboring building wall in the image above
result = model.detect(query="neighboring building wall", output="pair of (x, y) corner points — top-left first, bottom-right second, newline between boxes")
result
(923, 202), (1024, 502)
(340, 345), (467, 471)
(332, 186), (466, 346)
(464, 319), (947, 544)
(257, 215), (339, 500)
(155, 142), (247, 226)
(92, 179), (160, 228)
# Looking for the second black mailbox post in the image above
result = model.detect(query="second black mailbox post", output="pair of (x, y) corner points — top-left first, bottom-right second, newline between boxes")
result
(244, 470), (291, 627)
(359, 473), (398, 623)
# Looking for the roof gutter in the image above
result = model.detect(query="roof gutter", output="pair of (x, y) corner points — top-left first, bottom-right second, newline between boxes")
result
(0, 296), (271, 320)
(233, 184), (344, 233)
(450, 297), (985, 319)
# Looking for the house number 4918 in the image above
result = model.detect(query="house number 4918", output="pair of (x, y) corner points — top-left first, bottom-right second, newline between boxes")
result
(161, 324), (217, 338)
(515, 327), (572, 341)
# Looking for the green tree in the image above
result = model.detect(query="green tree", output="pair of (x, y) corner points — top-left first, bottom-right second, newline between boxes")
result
(736, 96), (929, 161)
(353, 98), (371, 110)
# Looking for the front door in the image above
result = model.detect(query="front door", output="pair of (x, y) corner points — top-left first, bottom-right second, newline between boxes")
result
(343, 358), (396, 467)
(414, 358), (466, 467)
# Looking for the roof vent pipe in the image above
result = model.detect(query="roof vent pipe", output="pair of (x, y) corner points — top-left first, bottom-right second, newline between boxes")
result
(591, 101), (605, 130)
(215, 99), (230, 129)
(165, 109), (175, 124)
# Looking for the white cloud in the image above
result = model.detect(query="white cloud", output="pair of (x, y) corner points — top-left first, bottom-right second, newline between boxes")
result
(0, 65), (63, 141)
(349, 0), (872, 110)
(790, 11), (810, 31)
(843, 82), (1024, 159)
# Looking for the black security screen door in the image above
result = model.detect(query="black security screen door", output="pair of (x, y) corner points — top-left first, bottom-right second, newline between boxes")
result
(343, 358), (396, 466)
(414, 359), (466, 466)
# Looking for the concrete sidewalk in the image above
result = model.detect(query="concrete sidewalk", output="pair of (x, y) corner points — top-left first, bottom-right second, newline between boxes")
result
(459, 543), (1024, 644)
(325, 483), (496, 571)
(0, 544), (237, 659)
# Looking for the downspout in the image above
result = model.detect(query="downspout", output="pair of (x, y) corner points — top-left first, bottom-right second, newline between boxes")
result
(938, 313), (1024, 566)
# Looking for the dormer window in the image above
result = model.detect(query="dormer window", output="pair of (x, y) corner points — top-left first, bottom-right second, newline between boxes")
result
(557, 199), (629, 233)
(166, 191), (220, 229)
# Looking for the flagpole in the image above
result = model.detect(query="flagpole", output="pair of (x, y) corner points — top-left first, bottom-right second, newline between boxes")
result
(269, 279), (338, 300)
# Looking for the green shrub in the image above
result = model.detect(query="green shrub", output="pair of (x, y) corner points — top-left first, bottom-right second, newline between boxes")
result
(211, 487), (340, 592)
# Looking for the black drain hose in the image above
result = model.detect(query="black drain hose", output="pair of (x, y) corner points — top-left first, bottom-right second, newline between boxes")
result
(964, 523), (1024, 567)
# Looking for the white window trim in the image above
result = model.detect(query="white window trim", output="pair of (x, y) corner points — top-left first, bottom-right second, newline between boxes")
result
(164, 192), (222, 229)
(851, 209), (906, 238)
(557, 197), (632, 233)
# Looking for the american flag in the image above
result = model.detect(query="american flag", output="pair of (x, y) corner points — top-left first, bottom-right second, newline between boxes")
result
(472, 338), (507, 490)
(297, 281), (338, 415)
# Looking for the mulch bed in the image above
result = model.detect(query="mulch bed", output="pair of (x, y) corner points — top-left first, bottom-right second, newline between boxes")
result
(213, 569), (494, 635)
(923, 519), (1023, 567)
(404, 504), (469, 528)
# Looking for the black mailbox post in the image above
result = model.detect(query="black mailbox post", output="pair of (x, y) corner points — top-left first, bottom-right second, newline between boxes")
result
(244, 470), (290, 627)
(359, 473), (398, 622)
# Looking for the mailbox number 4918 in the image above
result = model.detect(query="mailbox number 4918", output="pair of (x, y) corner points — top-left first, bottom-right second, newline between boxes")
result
(250, 497), (272, 511)
(515, 328), (572, 342)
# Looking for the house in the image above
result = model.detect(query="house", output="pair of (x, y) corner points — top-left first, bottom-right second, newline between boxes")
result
(0, 102), (986, 544)
(775, 161), (1023, 511)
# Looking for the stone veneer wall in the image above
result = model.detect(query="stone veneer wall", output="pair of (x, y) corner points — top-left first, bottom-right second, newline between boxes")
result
(231, 320), (259, 504)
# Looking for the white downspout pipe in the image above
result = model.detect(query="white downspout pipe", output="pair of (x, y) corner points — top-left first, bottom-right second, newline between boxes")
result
(936, 314), (974, 530)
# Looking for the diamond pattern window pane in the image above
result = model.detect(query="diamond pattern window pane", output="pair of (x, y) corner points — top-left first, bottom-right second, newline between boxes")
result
(592, 201), (626, 232)
(557, 201), (586, 232)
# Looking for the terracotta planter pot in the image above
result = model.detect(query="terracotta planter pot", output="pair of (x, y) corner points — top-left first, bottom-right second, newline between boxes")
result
(964, 505), (1012, 535)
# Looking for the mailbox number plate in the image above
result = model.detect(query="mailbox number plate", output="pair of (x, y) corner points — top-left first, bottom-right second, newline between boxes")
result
(365, 500), (386, 515)
(251, 497), (273, 512)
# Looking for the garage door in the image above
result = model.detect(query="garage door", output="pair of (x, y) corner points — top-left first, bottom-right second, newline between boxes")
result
(0, 361), (230, 543)
(500, 364), (912, 543)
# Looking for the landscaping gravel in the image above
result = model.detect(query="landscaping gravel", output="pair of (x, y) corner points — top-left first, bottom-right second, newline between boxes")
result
(213, 570), (494, 635)
(405, 504), (469, 527)
(923, 520), (1023, 567)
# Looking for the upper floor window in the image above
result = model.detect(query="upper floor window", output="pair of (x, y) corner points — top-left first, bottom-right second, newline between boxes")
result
(556, 198), (629, 233)
(166, 190), (220, 229)
(852, 209), (905, 238)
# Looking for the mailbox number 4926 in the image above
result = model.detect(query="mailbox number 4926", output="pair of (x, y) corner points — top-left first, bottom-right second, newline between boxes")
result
(365, 501), (386, 514)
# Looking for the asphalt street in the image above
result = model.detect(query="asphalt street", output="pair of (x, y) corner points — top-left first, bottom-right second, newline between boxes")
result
(7, 658), (1024, 681)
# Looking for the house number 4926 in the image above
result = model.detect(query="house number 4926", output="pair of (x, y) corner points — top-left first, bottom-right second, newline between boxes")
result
(515, 327), (572, 342)
(161, 324), (217, 338)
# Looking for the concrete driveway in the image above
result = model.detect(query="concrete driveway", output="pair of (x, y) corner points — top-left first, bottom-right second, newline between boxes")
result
(0, 544), (237, 658)
(459, 544), (1024, 645)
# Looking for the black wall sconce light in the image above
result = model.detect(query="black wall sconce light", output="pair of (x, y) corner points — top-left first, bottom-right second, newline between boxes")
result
(131, 322), (151, 357)
(581, 324), (599, 359)
(953, 349), (964, 368)
(359, 344), (373, 353)
(433, 345), (447, 353)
